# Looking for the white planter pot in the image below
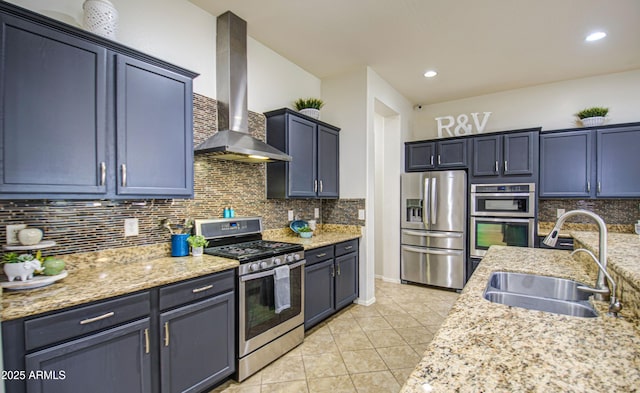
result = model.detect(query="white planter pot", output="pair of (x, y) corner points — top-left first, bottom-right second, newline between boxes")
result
(191, 246), (204, 257)
(580, 116), (605, 127)
(4, 261), (40, 282)
(299, 108), (320, 119)
(83, 0), (119, 39)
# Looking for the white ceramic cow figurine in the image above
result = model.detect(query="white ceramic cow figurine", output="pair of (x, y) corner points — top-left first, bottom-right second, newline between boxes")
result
(4, 260), (43, 282)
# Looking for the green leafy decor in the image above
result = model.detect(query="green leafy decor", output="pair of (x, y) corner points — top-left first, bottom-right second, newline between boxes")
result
(294, 98), (325, 110)
(575, 107), (609, 119)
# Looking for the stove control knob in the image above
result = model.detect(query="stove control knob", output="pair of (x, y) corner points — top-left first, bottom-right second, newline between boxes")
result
(260, 261), (269, 269)
(293, 253), (301, 261)
(273, 258), (282, 265)
(249, 263), (259, 272)
(286, 255), (293, 262)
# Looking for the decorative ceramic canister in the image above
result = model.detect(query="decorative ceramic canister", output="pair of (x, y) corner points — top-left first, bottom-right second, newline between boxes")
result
(82, 0), (119, 39)
(18, 228), (43, 246)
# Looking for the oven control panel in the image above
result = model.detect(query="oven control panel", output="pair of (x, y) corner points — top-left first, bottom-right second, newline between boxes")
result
(239, 251), (305, 276)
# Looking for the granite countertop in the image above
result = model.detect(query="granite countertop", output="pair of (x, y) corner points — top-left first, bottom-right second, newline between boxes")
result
(401, 246), (640, 393)
(263, 228), (361, 250)
(538, 221), (634, 237)
(571, 231), (640, 294)
(1, 245), (238, 321)
(1, 226), (361, 322)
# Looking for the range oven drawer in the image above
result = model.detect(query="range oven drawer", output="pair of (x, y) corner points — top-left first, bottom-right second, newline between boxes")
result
(401, 229), (464, 250)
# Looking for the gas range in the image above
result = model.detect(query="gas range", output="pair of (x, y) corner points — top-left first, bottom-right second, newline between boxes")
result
(194, 217), (304, 275)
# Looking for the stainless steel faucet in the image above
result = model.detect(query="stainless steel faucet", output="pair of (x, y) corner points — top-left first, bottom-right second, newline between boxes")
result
(542, 210), (608, 301)
(571, 248), (622, 316)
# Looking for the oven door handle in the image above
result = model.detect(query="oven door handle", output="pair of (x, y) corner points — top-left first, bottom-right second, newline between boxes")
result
(401, 229), (463, 238)
(470, 192), (533, 198)
(239, 260), (306, 282)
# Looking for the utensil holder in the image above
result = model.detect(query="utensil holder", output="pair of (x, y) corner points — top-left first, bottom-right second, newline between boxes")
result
(171, 234), (189, 257)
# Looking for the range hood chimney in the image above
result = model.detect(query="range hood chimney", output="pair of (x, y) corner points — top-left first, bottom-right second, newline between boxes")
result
(194, 11), (291, 162)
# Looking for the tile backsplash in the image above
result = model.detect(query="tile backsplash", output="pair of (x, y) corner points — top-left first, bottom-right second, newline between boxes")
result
(538, 199), (640, 224)
(0, 94), (364, 256)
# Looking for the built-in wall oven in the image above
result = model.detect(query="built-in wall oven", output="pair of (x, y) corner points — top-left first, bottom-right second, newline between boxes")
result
(470, 183), (536, 259)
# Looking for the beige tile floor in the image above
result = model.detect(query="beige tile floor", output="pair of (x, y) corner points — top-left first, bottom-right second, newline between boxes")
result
(211, 279), (459, 393)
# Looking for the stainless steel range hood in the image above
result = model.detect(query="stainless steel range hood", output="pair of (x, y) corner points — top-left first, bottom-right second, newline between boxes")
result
(194, 11), (291, 163)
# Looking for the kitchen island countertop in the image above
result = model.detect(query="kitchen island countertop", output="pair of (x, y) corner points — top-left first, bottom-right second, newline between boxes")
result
(401, 245), (640, 393)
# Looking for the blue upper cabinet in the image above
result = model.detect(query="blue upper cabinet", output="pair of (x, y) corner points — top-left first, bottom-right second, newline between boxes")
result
(597, 126), (640, 197)
(115, 56), (193, 197)
(539, 124), (640, 198)
(0, 14), (108, 197)
(0, 3), (197, 199)
(266, 109), (340, 199)
(471, 130), (539, 183)
(405, 138), (467, 172)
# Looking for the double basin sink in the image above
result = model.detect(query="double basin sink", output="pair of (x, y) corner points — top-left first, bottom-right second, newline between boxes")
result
(483, 271), (598, 318)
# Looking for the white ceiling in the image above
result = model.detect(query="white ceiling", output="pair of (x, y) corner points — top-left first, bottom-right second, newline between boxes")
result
(190, 0), (640, 105)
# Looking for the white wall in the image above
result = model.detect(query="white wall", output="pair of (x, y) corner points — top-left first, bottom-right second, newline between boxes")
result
(7, 0), (320, 110)
(413, 69), (640, 141)
(321, 69), (368, 199)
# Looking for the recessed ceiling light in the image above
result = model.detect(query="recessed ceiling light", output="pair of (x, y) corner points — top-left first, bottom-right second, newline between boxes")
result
(585, 31), (606, 42)
(423, 70), (438, 78)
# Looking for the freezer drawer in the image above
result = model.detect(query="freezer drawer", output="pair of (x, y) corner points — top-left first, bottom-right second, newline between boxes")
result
(401, 229), (464, 250)
(401, 245), (465, 289)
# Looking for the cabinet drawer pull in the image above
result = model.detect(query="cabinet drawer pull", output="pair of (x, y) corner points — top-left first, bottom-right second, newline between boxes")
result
(192, 284), (213, 293)
(430, 155), (434, 166)
(558, 242), (573, 247)
(144, 328), (150, 354)
(79, 311), (115, 325)
(121, 164), (127, 187)
(494, 161), (498, 173)
(343, 245), (353, 250)
(316, 253), (327, 258)
(99, 162), (106, 186)
(504, 160), (508, 172)
(164, 322), (170, 347)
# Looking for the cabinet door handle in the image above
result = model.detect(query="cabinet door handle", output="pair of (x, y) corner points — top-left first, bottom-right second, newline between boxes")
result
(587, 181), (591, 193)
(99, 162), (106, 186)
(437, 155), (441, 165)
(121, 164), (127, 187)
(164, 322), (170, 347)
(316, 253), (327, 258)
(192, 284), (213, 293)
(495, 161), (499, 173)
(319, 180), (323, 193)
(597, 182), (601, 194)
(504, 160), (508, 173)
(331, 264), (335, 277)
(430, 155), (434, 166)
(144, 328), (150, 354)
(336, 263), (341, 276)
(314, 180), (318, 193)
(80, 311), (115, 325)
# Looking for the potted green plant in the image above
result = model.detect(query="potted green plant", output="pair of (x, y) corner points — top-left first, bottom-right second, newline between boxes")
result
(294, 98), (324, 119)
(187, 235), (209, 257)
(575, 107), (609, 127)
(298, 226), (313, 239)
(2, 253), (42, 281)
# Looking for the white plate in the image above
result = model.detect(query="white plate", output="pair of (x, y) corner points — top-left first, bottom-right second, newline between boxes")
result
(0, 270), (68, 290)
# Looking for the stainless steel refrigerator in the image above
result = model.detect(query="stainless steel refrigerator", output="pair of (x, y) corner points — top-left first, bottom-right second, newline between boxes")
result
(400, 170), (466, 289)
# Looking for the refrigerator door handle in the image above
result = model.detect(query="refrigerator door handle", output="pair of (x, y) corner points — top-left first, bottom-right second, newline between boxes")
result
(402, 245), (464, 256)
(431, 177), (437, 225)
(401, 229), (463, 238)
(423, 176), (430, 227)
